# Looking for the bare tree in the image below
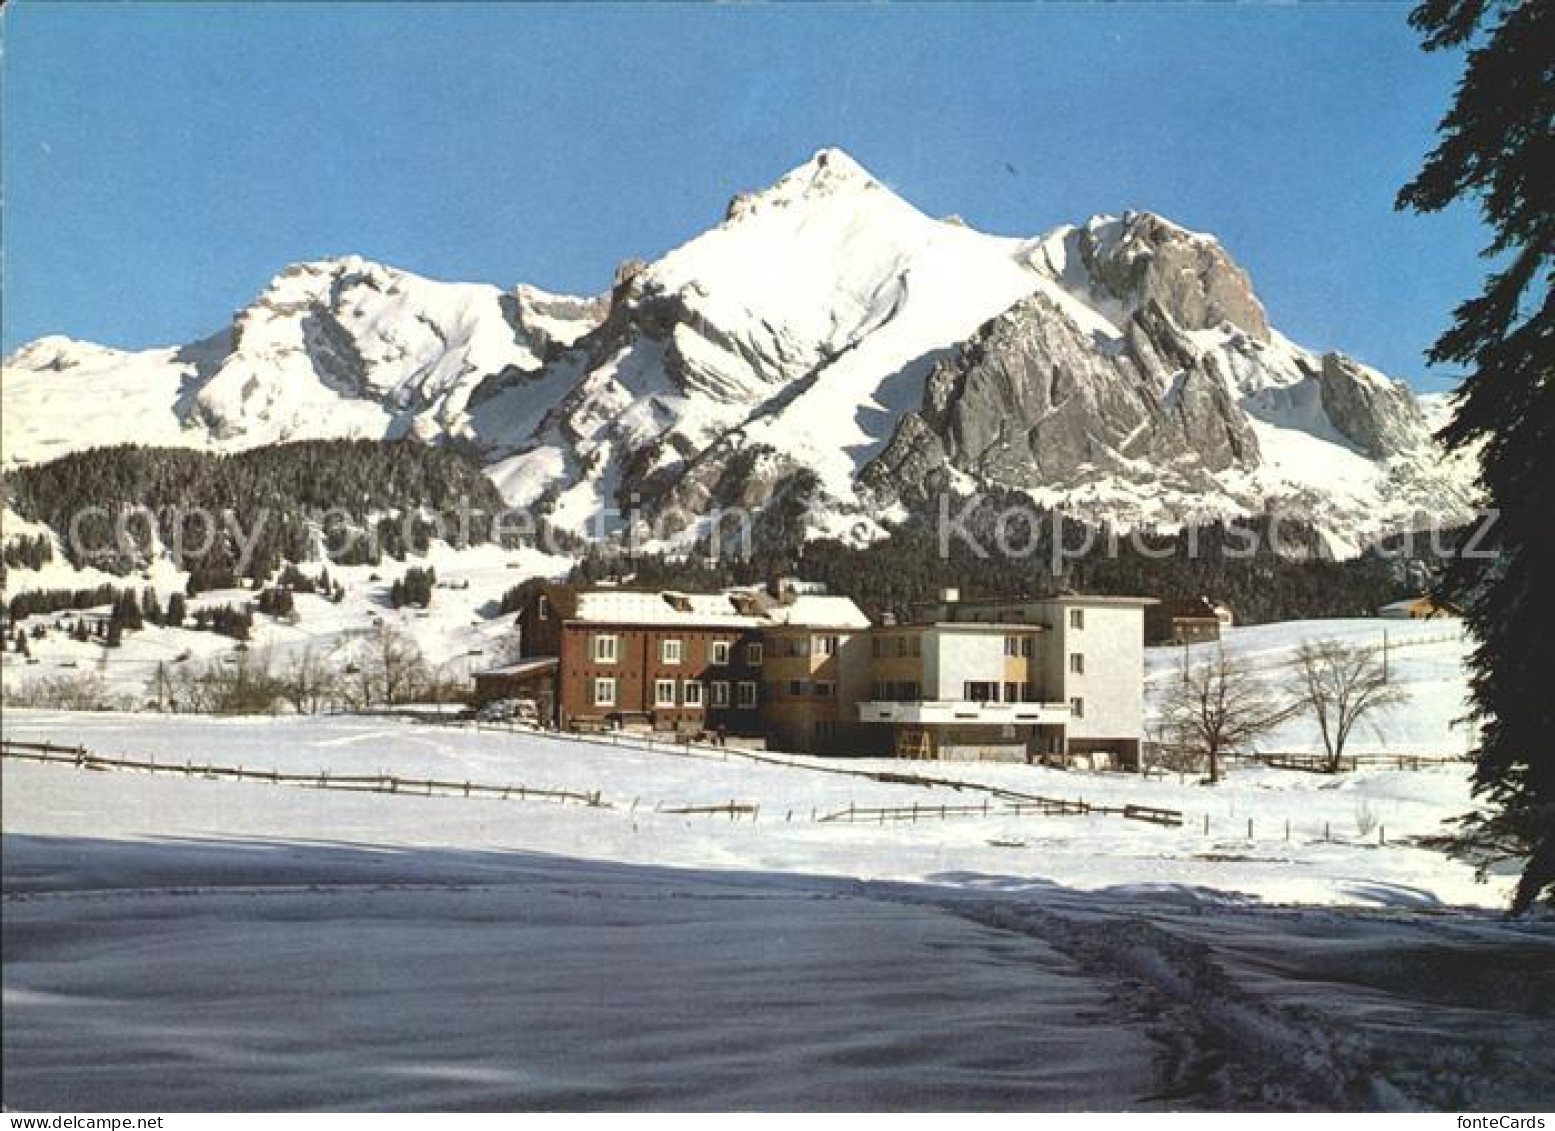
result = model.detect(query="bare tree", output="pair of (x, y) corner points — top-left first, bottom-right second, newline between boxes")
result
(8, 672), (128, 712)
(280, 645), (341, 715)
(1289, 638), (1408, 772)
(363, 624), (429, 706)
(1159, 647), (1293, 784)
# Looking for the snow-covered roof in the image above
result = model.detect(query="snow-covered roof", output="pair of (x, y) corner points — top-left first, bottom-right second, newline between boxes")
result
(567, 587), (869, 630)
(764, 594), (872, 630)
(473, 658), (558, 677)
(1378, 596), (1453, 613)
(573, 589), (768, 628)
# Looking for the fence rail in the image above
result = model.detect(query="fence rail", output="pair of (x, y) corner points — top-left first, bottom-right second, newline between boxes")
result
(3, 736), (1182, 830)
(0, 738), (607, 808)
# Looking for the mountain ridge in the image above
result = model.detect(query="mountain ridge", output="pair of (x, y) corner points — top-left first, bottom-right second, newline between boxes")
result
(1, 148), (1476, 557)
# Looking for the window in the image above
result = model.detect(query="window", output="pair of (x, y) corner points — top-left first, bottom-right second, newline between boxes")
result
(711, 681), (731, 707)
(815, 720), (838, 740)
(910, 635), (921, 657)
(1005, 636), (1020, 657)
(593, 677), (617, 707)
(1069, 653), (1085, 675)
(815, 635), (837, 656)
(814, 681), (835, 699)
(654, 679), (677, 708)
(1004, 681), (1021, 703)
(788, 679), (805, 697)
(592, 634), (618, 664)
(683, 680), (703, 708)
(1069, 696), (1085, 718)
(964, 681), (1000, 703)
(872, 637), (883, 658)
(661, 638), (683, 665)
(746, 642), (764, 667)
(1021, 637), (1034, 658)
(737, 681), (758, 709)
(711, 640), (731, 665)
(1070, 608), (1085, 630)
(896, 636), (908, 657)
(536, 594), (550, 620)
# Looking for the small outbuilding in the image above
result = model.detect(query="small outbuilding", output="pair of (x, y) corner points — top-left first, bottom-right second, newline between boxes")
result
(1378, 595), (1461, 620)
(1145, 596), (1223, 645)
(471, 657), (558, 722)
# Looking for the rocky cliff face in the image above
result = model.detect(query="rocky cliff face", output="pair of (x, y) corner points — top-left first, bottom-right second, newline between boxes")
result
(2, 149), (1476, 556)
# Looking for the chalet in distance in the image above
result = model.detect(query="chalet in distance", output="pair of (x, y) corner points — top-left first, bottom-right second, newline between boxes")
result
(1144, 595), (1232, 645)
(1377, 595), (1461, 620)
(484, 580), (1155, 766)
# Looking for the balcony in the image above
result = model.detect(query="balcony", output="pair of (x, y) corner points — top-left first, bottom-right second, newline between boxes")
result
(856, 700), (1070, 726)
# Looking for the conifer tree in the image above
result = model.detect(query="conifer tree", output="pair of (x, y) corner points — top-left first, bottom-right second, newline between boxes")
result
(1398, 0), (1553, 912)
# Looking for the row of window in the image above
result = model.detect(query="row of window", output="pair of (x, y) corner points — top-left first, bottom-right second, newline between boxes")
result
(772, 680), (836, 699)
(772, 635), (840, 659)
(872, 680), (923, 701)
(963, 681), (1039, 703)
(591, 635), (763, 667)
(592, 681), (1084, 716)
(1003, 636), (1036, 657)
(871, 635), (923, 658)
(592, 629), (1085, 668)
(592, 677), (758, 710)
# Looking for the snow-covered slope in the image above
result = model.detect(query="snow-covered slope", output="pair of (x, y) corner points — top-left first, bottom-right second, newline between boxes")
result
(1, 149), (1475, 554)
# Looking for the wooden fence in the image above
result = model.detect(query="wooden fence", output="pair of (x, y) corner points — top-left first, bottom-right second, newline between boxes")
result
(0, 738), (607, 808)
(3, 735), (1182, 830)
(818, 797), (1182, 827)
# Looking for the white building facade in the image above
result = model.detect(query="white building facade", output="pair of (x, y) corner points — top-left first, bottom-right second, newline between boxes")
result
(856, 593), (1154, 765)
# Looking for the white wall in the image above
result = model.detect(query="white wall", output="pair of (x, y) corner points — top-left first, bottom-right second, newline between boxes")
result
(924, 629), (1006, 700)
(1041, 603), (1144, 742)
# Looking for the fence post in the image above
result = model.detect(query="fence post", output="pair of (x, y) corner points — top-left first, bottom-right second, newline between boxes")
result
(1203, 813), (1209, 835)
(1325, 820), (1331, 842)
(1379, 825), (1386, 846)
(1247, 818), (1253, 840)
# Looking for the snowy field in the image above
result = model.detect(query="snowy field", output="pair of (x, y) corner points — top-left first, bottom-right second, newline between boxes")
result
(4, 616), (1553, 1111)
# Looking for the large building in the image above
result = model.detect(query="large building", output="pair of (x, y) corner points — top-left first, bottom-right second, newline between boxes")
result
(503, 579), (869, 740)
(855, 591), (1155, 766)
(497, 580), (1152, 764)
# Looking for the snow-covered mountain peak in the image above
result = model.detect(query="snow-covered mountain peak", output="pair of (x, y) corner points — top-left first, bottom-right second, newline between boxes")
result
(2, 155), (1477, 556)
(723, 147), (887, 223)
(1, 335), (126, 373)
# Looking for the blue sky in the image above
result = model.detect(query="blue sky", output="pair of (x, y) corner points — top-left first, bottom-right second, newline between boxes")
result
(2, 2), (1482, 389)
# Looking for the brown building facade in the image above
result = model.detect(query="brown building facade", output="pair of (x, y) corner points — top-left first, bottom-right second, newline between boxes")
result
(505, 580), (863, 738)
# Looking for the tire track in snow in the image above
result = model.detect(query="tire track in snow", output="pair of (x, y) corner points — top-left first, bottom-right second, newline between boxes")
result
(887, 894), (1411, 1111)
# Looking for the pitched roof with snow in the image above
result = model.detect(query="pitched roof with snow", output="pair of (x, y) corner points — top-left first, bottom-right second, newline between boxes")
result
(764, 594), (872, 630)
(566, 586), (869, 630)
(572, 589), (768, 627)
